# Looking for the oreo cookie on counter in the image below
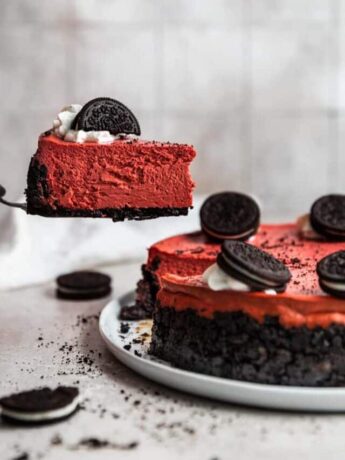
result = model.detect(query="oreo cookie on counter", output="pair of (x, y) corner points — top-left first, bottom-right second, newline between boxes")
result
(200, 192), (260, 241)
(317, 250), (345, 298)
(71, 97), (141, 136)
(219, 240), (291, 292)
(310, 195), (345, 240)
(56, 270), (112, 300)
(0, 386), (79, 424)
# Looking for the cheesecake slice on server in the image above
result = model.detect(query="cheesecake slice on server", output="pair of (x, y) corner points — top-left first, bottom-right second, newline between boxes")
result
(26, 98), (196, 221)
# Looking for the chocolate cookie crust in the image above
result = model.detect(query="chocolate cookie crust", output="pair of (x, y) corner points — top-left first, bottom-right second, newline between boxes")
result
(150, 306), (345, 386)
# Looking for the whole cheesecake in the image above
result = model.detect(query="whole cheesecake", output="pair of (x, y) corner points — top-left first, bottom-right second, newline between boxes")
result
(149, 223), (345, 386)
(25, 98), (196, 221)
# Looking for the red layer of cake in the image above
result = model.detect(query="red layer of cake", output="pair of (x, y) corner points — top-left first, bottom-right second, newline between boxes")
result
(147, 231), (219, 280)
(157, 223), (345, 329)
(30, 135), (196, 211)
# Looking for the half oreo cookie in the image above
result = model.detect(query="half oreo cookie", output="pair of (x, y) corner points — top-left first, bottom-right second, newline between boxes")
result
(310, 195), (345, 240)
(317, 250), (345, 298)
(219, 240), (291, 292)
(200, 192), (260, 241)
(0, 386), (79, 424)
(56, 270), (112, 300)
(72, 97), (141, 136)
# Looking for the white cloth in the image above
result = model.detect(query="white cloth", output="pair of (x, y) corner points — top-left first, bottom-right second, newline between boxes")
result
(0, 195), (203, 290)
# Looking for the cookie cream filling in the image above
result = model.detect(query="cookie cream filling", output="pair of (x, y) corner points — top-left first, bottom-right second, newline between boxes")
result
(58, 285), (108, 295)
(321, 279), (345, 291)
(0, 396), (80, 422)
(203, 263), (277, 295)
(52, 105), (138, 144)
(296, 214), (322, 240)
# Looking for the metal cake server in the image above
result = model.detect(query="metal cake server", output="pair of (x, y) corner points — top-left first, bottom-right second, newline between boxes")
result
(0, 184), (27, 211)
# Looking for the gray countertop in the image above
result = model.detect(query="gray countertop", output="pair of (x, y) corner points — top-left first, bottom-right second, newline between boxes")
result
(0, 261), (343, 460)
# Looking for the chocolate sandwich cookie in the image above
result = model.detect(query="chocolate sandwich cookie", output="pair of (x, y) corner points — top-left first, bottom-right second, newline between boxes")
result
(310, 194), (345, 240)
(200, 192), (260, 241)
(317, 250), (345, 298)
(0, 386), (79, 424)
(219, 240), (291, 292)
(71, 97), (141, 136)
(56, 270), (112, 300)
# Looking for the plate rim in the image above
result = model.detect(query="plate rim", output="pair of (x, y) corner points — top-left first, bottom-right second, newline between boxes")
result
(99, 294), (345, 412)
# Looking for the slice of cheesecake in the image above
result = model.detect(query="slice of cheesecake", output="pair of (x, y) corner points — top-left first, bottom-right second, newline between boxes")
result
(25, 98), (196, 221)
(26, 134), (195, 220)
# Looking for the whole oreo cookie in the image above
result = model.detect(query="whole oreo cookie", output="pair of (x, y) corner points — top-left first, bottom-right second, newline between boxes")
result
(72, 97), (141, 136)
(200, 192), (260, 241)
(56, 270), (112, 300)
(0, 386), (79, 424)
(310, 195), (345, 240)
(220, 240), (291, 291)
(317, 250), (345, 298)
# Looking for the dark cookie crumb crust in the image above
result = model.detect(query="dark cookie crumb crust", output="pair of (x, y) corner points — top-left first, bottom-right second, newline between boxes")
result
(26, 159), (189, 221)
(150, 305), (345, 386)
(131, 259), (161, 318)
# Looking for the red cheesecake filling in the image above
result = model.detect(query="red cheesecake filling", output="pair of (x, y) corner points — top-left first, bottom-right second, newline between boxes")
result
(148, 231), (219, 280)
(157, 223), (345, 328)
(32, 135), (196, 210)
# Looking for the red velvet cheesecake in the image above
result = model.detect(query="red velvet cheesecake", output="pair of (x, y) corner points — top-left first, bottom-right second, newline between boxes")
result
(149, 223), (345, 386)
(26, 134), (195, 220)
(26, 99), (196, 220)
(134, 231), (219, 316)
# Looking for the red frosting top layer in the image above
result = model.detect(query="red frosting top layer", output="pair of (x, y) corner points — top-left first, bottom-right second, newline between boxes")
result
(34, 135), (196, 210)
(156, 223), (345, 328)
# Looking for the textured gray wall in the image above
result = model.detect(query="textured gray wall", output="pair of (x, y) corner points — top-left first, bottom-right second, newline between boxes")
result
(0, 0), (343, 222)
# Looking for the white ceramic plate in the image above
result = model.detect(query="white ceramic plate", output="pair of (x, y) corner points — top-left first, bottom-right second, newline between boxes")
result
(99, 293), (345, 412)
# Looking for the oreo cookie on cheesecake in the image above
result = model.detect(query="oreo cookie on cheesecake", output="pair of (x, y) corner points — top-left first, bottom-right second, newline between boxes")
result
(56, 270), (111, 300)
(71, 97), (141, 136)
(310, 194), (345, 240)
(217, 240), (291, 293)
(200, 192), (260, 241)
(317, 250), (345, 298)
(0, 386), (79, 424)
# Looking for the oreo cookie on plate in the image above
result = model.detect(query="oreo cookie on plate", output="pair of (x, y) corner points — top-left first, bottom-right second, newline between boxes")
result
(317, 250), (345, 298)
(0, 386), (79, 424)
(219, 240), (292, 293)
(310, 195), (345, 240)
(200, 192), (260, 241)
(56, 270), (112, 300)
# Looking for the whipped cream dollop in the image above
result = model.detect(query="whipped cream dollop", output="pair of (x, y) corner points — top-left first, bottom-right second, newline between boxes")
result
(52, 105), (138, 144)
(203, 264), (249, 292)
(203, 263), (277, 295)
(296, 214), (322, 240)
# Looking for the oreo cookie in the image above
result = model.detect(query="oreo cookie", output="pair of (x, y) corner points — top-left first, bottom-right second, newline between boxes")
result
(310, 195), (345, 240)
(200, 192), (260, 241)
(219, 240), (291, 292)
(56, 270), (112, 300)
(72, 97), (141, 136)
(317, 250), (345, 298)
(0, 386), (79, 424)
